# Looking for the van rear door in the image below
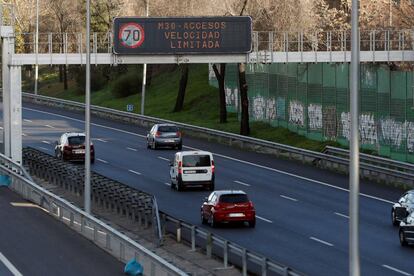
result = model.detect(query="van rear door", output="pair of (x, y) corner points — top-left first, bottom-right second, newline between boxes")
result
(181, 154), (212, 182)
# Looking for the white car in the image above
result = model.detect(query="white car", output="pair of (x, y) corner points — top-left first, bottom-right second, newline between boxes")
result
(170, 151), (215, 191)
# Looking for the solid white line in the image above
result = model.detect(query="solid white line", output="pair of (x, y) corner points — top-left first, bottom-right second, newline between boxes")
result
(334, 212), (349, 219)
(158, 156), (170, 162)
(128, 169), (141, 175)
(97, 158), (108, 164)
(127, 147), (138, 151)
(280, 195), (298, 202)
(96, 138), (107, 143)
(44, 124), (55, 128)
(382, 265), (412, 276)
(0, 251), (23, 276)
(24, 107), (394, 205)
(42, 140), (50, 144)
(23, 119), (33, 123)
(39, 146), (51, 152)
(310, 236), (334, 247)
(22, 133), (27, 137)
(0, 127), (3, 130)
(255, 215), (273, 223)
(164, 182), (171, 186)
(234, 180), (251, 187)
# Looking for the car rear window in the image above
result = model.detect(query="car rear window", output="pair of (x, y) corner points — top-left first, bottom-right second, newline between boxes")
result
(158, 126), (178, 132)
(182, 155), (211, 167)
(68, 136), (85, 145)
(219, 194), (249, 203)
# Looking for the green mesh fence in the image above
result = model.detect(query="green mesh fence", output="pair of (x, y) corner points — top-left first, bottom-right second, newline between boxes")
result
(209, 63), (414, 163)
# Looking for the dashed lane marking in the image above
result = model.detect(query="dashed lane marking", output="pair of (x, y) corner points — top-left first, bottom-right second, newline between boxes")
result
(23, 119), (32, 122)
(255, 215), (273, 223)
(234, 180), (251, 187)
(39, 147), (51, 152)
(334, 212), (349, 219)
(45, 124), (55, 128)
(96, 138), (107, 143)
(158, 156), (170, 162)
(280, 195), (298, 202)
(0, 252), (23, 276)
(128, 169), (141, 175)
(97, 158), (108, 164)
(310, 236), (334, 247)
(42, 140), (50, 144)
(164, 182), (171, 186)
(127, 147), (138, 151)
(382, 265), (412, 276)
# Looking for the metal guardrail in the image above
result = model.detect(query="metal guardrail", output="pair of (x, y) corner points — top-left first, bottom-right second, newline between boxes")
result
(22, 92), (414, 187)
(0, 151), (187, 276)
(22, 147), (304, 276)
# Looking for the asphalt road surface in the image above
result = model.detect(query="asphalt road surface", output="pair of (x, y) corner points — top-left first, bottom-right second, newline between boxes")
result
(1, 102), (413, 276)
(0, 186), (125, 276)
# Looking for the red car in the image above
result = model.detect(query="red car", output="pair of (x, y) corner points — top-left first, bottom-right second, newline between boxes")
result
(201, 190), (256, 228)
(54, 132), (95, 163)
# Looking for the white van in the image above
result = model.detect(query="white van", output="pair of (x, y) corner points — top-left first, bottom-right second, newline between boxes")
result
(170, 151), (215, 191)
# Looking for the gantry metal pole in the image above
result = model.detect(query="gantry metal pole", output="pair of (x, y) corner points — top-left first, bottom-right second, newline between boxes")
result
(34, 0), (39, 95)
(349, 0), (360, 275)
(140, 0), (149, 115)
(84, 0), (91, 214)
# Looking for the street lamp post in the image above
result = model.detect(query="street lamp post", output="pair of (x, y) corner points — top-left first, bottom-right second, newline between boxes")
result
(84, 0), (91, 214)
(350, 0), (360, 275)
(34, 0), (39, 95)
(140, 0), (149, 115)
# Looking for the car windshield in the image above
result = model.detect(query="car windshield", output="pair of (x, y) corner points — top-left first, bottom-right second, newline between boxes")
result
(182, 155), (210, 167)
(158, 126), (178, 132)
(68, 136), (85, 145)
(219, 194), (249, 204)
(407, 193), (414, 204)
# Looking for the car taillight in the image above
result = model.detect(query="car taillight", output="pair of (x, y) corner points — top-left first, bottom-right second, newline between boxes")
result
(90, 144), (94, 152)
(63, 145), (72, 152)
(178, 161), (182, 174)
(177, 131), (181, 137)
(248, 201), (254, 209)
(155, 131), (161, 137)
(211, 160), (215, 173)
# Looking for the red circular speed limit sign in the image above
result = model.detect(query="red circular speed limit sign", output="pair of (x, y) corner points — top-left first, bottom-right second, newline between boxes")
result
(119, 23), (145, 48)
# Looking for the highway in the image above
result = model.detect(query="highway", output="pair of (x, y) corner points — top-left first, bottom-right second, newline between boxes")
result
(0, 187), (124, 276)
(4, 102), (414, 276)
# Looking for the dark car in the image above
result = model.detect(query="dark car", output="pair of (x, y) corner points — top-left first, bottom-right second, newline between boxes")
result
(55, 132), (95, 163)
(399, 212), (414, 246)
(391, 190), (414, 226)
(201, 190), (256, 228)
(147, 124), (182, 150)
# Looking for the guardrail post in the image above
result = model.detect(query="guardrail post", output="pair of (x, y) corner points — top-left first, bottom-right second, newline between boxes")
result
(120, 242), (125, 261)
(261, 257), (267, 276)
(93, 225), (98, 242)
(176, 221), (181, 243)
(81, 215), (85, 233)
(151, 261), (156, 276)
(70, 212), (74, 227)
(106, 233), (111, 250)
(206, 232), (212, 258)
(242, 248), (247, 276)
(190, 226), (196, 251)
(223, 240), (228, 268)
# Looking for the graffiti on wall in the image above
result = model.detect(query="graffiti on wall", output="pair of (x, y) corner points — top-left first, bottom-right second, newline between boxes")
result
(276, 97), (286, 120)
(380, 118), (414, 152)
(252, 96), (276, 120)
(359, 114), (377, 145)
(289, 101), (304, 126)
(340, 112), (350, 140)
(308, 104), (322, 130)
(323, 106), (337, 138)
(225, 87), (239, 109)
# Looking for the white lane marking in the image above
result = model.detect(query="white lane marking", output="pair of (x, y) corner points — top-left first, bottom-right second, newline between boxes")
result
(0, 127), (3, 130)
(39, 146), (51, 152)
(127, 147), (138, 152)
(334, 212), (349, 219)
(24, 107), (394, 205)
(96, 138), (107, 143)
(128, 169), (141, 175)
(164, 182), (171, 186)
(42, 140), (51, 144)
(0, 251), (23, 276)
(310, 236), (334, 247)
(97, 158), (108, 164)
(280, 195), (298, 202)
(44, 124), (55, 128)
(234, 180), (251, 187)
(158, 156), (170, 162)
(24, 119), (33, 123)
(22, 133), (27, 136)
(255, 215), (273, 223)
(382, 265), (412, 276)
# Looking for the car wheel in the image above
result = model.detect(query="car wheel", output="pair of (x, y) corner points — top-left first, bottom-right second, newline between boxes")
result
(400, 229), (408, 246)
(147, 141), (150, 149)
(209, 213), (217, 228)
(152, 141), (157, 150)
(201, 211), (207, 224)
(392, 209), (399, 226)
(176, 180), (183, 191)
(170, 181), (175, 190)
(91, 159), (95, 164)
(248, 219), (256, 228)
(177, 143), (182, 150)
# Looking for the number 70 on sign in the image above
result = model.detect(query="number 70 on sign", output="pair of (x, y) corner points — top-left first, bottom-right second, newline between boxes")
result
(119, 23), (145, 48)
